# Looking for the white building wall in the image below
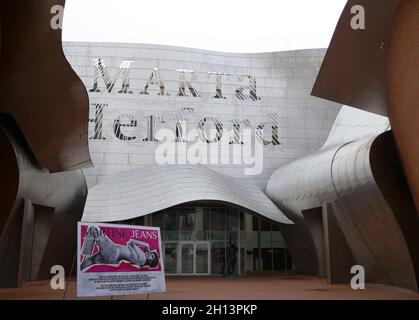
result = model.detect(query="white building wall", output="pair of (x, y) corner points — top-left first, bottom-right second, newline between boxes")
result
(63, 42), (341, 191)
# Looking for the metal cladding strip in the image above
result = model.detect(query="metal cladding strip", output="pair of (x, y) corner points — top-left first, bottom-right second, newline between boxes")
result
(83, 165), (293, 225)
(0, 0), (91, 172)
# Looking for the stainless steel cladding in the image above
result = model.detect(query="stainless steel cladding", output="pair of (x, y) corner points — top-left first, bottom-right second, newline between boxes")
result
(83, 164), (293, 225)
(267, 106), (419, 291)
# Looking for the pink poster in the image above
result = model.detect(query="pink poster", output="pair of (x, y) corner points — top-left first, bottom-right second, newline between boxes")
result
(77, 222), (166, 297)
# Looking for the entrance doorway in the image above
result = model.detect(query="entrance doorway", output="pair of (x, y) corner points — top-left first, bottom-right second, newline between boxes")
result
(123, 204), (293, 275)
(164, 242), (211, 275)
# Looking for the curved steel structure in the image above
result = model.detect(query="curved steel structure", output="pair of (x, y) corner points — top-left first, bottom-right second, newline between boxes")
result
(83, 165), (293, 225)
(311, 0), (400, 116)
(0, 1), (91, 287)
(0, 119), (88, 287)
(267, 106), (419, 291)
(0, 0), (91, 172)
(266, 0), (419, 291)
(266, 107), (388, 277)
(267, 107), (390, 213)
(312, 0), (419, 213)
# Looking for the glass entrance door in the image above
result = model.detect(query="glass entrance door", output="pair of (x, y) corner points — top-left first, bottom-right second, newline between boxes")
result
(181, 243), (194, 274)
(164, 243), (178, 274)
(195, 243), (209, 274)
(178, 242), (210, 275)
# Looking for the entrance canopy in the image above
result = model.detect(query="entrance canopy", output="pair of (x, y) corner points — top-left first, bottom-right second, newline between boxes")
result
(82, 165), (293, 225)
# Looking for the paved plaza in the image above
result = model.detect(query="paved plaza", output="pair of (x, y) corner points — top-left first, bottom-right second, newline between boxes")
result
(1, 274), (418, 300)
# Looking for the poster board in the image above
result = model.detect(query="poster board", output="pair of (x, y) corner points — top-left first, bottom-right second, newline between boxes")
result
(77, 222), (166, 297)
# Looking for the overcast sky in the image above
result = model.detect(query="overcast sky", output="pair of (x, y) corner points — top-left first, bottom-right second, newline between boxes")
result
(63, 0), (347, 53)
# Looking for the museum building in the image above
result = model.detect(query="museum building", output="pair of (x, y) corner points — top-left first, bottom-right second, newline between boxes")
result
(1, 0), (419, 292)
(63, 42), (338, 276)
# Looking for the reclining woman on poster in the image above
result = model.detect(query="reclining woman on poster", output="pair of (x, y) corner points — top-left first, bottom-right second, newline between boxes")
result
(80, 226), (160, 271)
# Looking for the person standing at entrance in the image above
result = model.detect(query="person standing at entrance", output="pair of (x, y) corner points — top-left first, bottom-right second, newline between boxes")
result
(226, 238), (238, 275)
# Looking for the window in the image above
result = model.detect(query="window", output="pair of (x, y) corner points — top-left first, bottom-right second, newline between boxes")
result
(211, 208), (225, 240)
(165, 209), (178, 241)
(179, 208), (196, 240)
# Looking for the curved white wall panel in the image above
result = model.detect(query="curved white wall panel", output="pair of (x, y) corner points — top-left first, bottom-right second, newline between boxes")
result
(83, 164), (293, 225)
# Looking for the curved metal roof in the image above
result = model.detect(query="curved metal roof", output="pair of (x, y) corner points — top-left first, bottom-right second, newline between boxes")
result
(82, 164), (293, 225)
